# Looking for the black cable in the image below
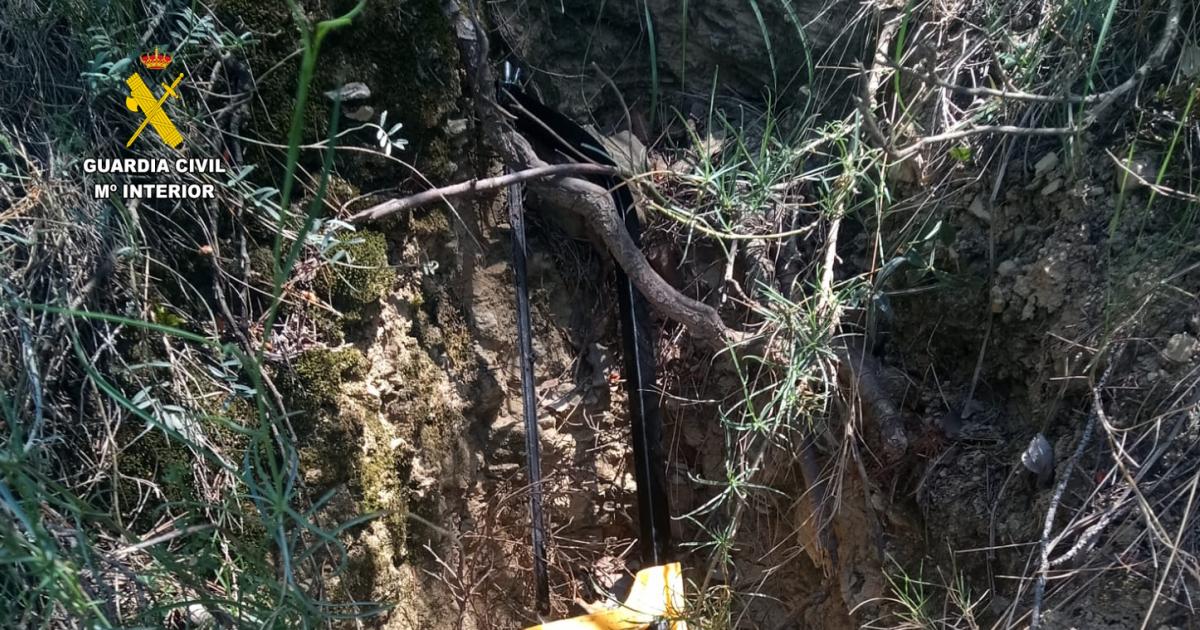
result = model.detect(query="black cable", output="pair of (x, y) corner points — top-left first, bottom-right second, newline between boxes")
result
(508, 173), (551, 612)
(499, 74), (672, 566)
(500, 64), (551, 614)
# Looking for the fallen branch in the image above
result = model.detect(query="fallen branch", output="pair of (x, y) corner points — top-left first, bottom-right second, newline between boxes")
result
(835, 339), (908, 466)
(348, 163), (619, 222)
(1030, 355), (1117, 629)
(505, 131), (738, 347)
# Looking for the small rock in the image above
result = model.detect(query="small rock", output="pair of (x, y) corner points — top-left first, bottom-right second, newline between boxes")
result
(997, 259), (1018, 276)
(1021, 433), (1055, 487)
(1034, 151), (1059, 177)
(1163, 333), (1198, 364)
(1040, 178), (1062, 196)
(967, 194), (991, 222)
(445, 118), (469, 136)
(1116, 155), (1153, 191)
(344, 105), (375, 122)
(324, 81), (371, 102)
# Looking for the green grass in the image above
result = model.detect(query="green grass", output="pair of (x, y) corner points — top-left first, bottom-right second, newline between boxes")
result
(644, 90), (882, 626)
(859, 559), (983, 629)
(0, 0), (381, 626)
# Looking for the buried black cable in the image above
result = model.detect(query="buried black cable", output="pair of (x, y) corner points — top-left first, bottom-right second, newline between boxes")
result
(501, 65), (551, 614)
(509, 173), (551, 612)
(499, 74), (671, 566)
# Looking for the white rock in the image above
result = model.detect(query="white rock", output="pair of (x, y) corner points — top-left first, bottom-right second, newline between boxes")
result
(1034, 151), (1059, 177)
(1040, 178), (1062, 196)
(967, 194), (991, 222)
(1163, 333), (1198, 364)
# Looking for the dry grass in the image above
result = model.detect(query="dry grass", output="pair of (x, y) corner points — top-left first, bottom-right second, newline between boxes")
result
(0, 0), (383, 626)
(628, 0), (1199, 627)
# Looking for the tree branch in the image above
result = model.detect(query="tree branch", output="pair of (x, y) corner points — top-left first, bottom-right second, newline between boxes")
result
(504, 132), (739, 347)
(347, 163), (619, 222)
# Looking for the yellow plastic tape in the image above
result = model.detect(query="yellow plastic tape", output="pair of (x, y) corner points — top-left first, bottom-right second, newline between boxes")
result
(525, 562), (688, 630)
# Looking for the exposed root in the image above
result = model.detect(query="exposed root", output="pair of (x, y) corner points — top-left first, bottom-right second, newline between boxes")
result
(835, 339), (908, 466)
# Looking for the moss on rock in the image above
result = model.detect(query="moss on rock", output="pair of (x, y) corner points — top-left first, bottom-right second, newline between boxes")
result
(356, 403), (408, 553)
(315, 229), (396, 322)
(285, 346), (370, 491)
(116, 426), (196, 530)
(288, 345), (369, 412)
(407, 207), (452, 239)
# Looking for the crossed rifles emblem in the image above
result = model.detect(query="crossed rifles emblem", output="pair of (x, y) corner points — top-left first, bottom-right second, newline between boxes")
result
(125, 48), (184, 148)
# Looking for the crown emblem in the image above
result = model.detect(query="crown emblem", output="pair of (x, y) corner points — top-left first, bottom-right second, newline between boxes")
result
(140, 48), (172, 70)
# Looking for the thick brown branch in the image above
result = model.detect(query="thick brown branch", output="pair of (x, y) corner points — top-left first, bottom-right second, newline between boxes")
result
(504, 132), (737, 347)
(835, 339), (908, 465)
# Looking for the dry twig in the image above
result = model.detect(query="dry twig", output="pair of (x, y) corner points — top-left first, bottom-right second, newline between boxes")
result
(347, 163), (619, 222)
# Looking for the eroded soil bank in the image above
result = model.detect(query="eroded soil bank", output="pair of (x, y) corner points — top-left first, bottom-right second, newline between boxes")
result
(222, 1), (1198, 628)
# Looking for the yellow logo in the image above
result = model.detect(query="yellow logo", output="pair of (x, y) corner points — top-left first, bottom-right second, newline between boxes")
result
(125, 48), (183, 148)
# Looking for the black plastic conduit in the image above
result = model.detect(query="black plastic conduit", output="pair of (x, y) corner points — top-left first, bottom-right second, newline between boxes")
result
(505, 144), (551, 616)
(498, 73), (672, 568)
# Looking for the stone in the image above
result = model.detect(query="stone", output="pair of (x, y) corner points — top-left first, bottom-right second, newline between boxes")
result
(1163, 333), (1198, 364)
(1034, 151), (1059, 177)
(324, 81), (371, 102)
(967, 194), (991, 222)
